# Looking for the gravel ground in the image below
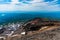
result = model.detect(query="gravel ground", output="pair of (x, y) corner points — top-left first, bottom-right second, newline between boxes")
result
(18, 26), (60, 40)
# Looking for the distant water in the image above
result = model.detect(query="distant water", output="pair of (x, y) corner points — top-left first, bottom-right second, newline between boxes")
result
(0, 11), (60, 24)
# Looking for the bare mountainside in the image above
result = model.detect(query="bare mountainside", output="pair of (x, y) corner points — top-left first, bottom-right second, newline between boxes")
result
(0, 18), (60, 40)
(11, 18), (60, 40)
(10, 26), (60, 40)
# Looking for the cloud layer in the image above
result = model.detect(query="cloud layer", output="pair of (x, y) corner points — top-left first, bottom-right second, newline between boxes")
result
(0, 0), (60, 12)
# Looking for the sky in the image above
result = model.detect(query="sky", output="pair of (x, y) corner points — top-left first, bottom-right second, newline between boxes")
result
(0, 0), (60, 24)
(0, 0), (60, 12)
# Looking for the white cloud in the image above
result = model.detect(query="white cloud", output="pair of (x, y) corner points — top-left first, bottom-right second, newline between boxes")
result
(0, 0), (60, 12)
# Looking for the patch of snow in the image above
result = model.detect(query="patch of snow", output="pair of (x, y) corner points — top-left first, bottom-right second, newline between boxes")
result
(21, 32), (26, 35)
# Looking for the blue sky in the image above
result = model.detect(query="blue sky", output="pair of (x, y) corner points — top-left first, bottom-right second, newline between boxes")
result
(0, 0), (60, 12)
(0, 0), (60, 24)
